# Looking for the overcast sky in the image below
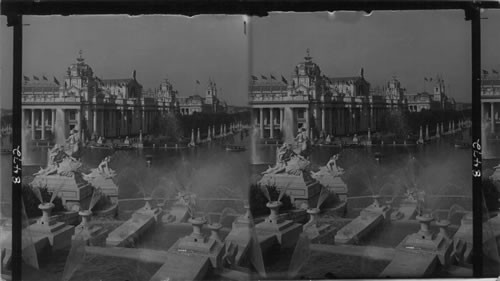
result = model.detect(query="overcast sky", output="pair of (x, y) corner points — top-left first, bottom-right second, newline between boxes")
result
(1, 15), (248, 108)
(251, 10), (473, 103)
(2, 10), (500, 109)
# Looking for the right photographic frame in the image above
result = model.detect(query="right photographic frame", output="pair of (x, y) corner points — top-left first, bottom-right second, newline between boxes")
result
(247, 10), (473, 279)
(481, 7), (500, 278)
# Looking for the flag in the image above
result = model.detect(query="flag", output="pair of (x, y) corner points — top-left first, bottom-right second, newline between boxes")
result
(196, 80), (200, 85)
(251, 75), (258, 81)
(493, 69), (499, 74)
(42, 75), (48, 81)
(23, 76), (30, 81)
(33, 75), (39, 81)
(429, 78), (433, 82)
(483, 70), (489, 75)
(53, 77), (60, 85)
(424, 77), (428, 81)
(261, 75), (267, 80)
(270, 74), (276, 80)
(281, 75), (288, 84)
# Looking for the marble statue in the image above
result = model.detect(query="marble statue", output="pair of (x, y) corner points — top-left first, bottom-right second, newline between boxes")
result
(124, 136), (130, 145)
(326, 154), (343, 175)
(352, 134), (359, 145)
(262, 143), (290, 175)
(294, 127), (311, 158)
(83, 156), (116, 180)
(312, 154), (344, 177)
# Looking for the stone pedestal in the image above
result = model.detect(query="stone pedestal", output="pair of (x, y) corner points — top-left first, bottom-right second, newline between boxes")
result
(396, 216), (453, 267)
(27, 203), (75, 251)
(83, 176), (119, 204)
(361, 195), (391, 220)
(311, 168), (348, 202)
(31, 174), (93, 211)
(135, 197), (162, 224)
(453, 212), (473, 263)
(225, 205), (253, 265)
(71, 210), (107, 246)
(259, 173), (322, 209)
(303, 208), (330, 240)
(391, 198), (417, 221)
(335, 197), (389, 245)
(106, 208), (157, 247)
(171, 217), (225, 269)
(156, 202), (176, 223)
(255, 201), (302, 249)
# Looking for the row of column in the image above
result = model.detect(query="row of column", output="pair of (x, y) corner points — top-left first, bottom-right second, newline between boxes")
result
(254, 105), (384, 139)
(483, 102), (497, 133)
(257, 107), (284, 138)
(23, 109), (56, 140)
(90, 108), (158, 138)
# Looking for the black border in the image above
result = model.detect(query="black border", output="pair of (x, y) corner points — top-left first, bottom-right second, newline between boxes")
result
(2, 1), (499, 280)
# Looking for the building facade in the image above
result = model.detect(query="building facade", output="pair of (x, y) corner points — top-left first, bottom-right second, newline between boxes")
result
(405, 75), (455, 112)
(177, 79), (226, 115)
(249, 51), (405, 141)
(22, 52), (174, 143)
(481, 76), (500, 134)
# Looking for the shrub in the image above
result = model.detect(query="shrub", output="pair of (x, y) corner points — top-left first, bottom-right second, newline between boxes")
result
(249, 184), (293, 218)
(21, 184), (65, 218)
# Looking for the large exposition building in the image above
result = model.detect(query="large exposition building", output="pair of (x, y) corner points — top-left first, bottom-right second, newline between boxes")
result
(249, 51), (405, 142)
(481, 74), (500, 134)
(22, 52), (227, 143)
(405, 75), (455, 112)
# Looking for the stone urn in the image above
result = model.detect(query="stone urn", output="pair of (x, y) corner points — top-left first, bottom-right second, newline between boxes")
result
(416, 214), (434, 239)
(207, 222), (222, 242)
(306, 207), (320, 227)
(189, 217), (207, 241)
(435, 219), (450, 240)
(38, 202), (55, 225)
(266, 201), (283, 224)
(372, 195), (382, 208)
(143, 197), (154, 210)
(78, 210), (93, 229)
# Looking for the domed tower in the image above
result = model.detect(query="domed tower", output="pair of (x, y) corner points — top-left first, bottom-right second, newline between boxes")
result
(433, 75), (446, 107)
(62, 50), (97, 100)
(205, 78), (218, 111)
(386, 76), (405, 100)
(291, 49), (322, 99)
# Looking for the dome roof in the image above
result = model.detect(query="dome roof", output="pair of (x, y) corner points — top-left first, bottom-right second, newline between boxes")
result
(67, 50), (94, 78)
(294, 49), (321, 77)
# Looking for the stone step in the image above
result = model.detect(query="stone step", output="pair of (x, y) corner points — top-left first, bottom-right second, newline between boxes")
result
(310, 244), (395, 261)
(380, 251), (439, 278)
(85, 246), (170, 264)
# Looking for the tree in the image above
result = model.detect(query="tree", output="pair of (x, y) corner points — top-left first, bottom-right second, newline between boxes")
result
(380, 110), (410, 138)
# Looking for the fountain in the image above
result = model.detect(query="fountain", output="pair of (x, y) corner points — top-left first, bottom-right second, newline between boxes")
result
(149, 216), (226, 281)
(380, 214), (453, 277)
(106, 196), (161, 247)
(335, 167), (392, 244)
(418, 126), (423, 144)
(82, 156), (119, 204)
(26, 190), (75, 252)
(303, 187), (335, 240)
(311, 154), (348, 203)
(30, 143), (93, 211)
(207, 126), (212, 141)
(254, 186), (302, 249)
(259, 142), (322, 209)
(189, 129), (196, 147)
(197, 128), (201, 144)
